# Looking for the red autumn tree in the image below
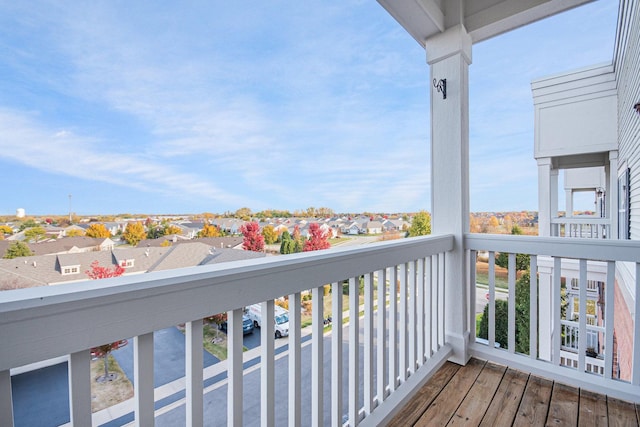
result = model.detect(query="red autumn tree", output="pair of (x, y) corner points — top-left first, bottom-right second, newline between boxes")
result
(85, 260), (125, 280)
(303, 223), (331, 252)
(240, 221), (265, 252)
(86, 261), (127, 382)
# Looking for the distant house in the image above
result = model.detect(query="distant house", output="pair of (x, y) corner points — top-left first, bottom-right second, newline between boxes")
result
(342, 222), (361, 235)
(363, 221), (383, 234)
(29, 237), (116, 256)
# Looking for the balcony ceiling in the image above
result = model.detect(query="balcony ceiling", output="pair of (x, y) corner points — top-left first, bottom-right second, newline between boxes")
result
(377, 0), (596, 46)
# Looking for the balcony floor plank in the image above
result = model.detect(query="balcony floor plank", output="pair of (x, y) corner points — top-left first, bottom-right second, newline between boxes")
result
(414, 358), (486, 426)
(447, 361), (506, 426)
(479, 368), (529, 427)
(546, 382), (579, 426)
(577, 389), (607, 426)
(512, 375), (553, 427)
(387, 361), (461, 427)
(607, 397), (639, 427)
(391, 358), (639, 427)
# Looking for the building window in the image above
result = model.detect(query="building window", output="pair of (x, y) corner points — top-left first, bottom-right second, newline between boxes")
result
(62, 266), (79, 275)
(618, 167), (630, 239)
(119, 259), (134, 268)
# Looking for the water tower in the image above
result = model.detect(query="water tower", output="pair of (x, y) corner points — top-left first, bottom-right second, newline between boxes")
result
(16, 208), (25, 218)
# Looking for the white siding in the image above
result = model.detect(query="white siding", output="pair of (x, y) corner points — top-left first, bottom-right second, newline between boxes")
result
(615, 0), (640, 240)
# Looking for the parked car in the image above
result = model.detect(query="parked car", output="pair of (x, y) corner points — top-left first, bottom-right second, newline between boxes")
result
(247, 303), (289, 338)
(218, 314), (254, 335)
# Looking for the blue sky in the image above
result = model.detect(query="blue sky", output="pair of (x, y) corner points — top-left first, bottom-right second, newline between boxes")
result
(0, 1), (619, 216)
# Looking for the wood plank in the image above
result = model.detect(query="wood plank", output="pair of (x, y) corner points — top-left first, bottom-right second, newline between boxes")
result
(608, 397), (639, 427)
(414, 358), (486, 426)
(387, 362), (460, 427)
(512, 375), (553, 427)
(479, 368), (529, 427)
(545, 382), (578, 427)
(577, 390), (607, 427)
(447, 362), (506, 426)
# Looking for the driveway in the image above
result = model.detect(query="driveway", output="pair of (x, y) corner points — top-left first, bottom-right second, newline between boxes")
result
(112, 327), (219, 387)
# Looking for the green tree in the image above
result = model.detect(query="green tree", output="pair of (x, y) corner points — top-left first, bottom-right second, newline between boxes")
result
(85, 223), (112, 238)
(280, 231), (295, 254)
(495, 226), (530, 271)
(122, 222), (146, 246)
(18, 219), (38, 231)
(24, 226), (46, 242)
(407, 211), (431, 237)
(477, 271), (531, 354)
(3, 241), (33, 259)
(261, 225), (278, 245)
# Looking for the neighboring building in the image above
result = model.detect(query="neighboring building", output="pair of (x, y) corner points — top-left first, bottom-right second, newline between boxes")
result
(0, 240), (265, 289)
(533, 0), (639, 380)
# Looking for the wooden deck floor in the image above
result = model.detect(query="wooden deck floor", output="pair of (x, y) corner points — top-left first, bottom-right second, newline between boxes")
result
(389, 358), (640, 426)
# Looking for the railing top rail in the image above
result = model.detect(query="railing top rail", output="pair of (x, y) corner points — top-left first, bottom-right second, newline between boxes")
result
(0, 234), (454, 371)
(464, 233), (640, 263)
(551, 217), (610, 225)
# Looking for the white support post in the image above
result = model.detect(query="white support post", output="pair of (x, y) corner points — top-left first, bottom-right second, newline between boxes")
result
(604, 262), (615, 379)
(552, 258), (562, 365)
(426, 24), (471, 365)
(416, 258), (425, 367)
(398, 263), (408, 382)
(408, 262), (416, 375)
(426, 258), (434, 357)
(608, 150), (619, 238)
(0, 370), (14, 427)
(578, 260), (588, 372)
(69, 350), (91, 427)
(488, 252), (496, 348)
(186, 321), (203, 427)
(388, 267), (398, 392)
(331, 283), (343, 427)
(508, 254), (516, 354)
(289, 292), (302, 427)
(135, 332), (155, 427)
(349, 276), (360, 425)
(227, 308), (243, 427)
(261, 301), (275, 427)
(311, 288), (324, 427)
(364, 273), (374, 415)
(537, 158), (558, 237)
(529, 256), (538, 359)
(376, 270), (387, 404)
(538, 262), (553, 362)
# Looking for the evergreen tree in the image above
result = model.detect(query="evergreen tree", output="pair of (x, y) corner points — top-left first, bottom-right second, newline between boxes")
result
(3, 241), (33, 259)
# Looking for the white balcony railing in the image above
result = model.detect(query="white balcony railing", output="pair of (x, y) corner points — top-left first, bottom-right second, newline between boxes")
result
(2, 232), (640, 426)
(467, 233), (640, 403)
(0, 234), (454, 427)
(551, 216), (611, 239)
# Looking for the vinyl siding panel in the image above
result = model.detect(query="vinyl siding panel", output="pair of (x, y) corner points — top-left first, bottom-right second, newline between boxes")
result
(615, 0), (640, 240)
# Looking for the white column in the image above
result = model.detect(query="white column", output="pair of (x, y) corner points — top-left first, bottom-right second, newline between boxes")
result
(135, 332), (155, 427)
(426, 24), (471, 365)
(608, 150), (619, 239)
(69, 350), (92, 427)
(538, 264), (553, 361)
(537, 158), (558, 237)
(186, 321), (203, 427)
(565, 190), (573, 218)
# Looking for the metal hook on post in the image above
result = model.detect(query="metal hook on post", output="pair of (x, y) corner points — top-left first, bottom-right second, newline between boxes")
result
(433, 78), (446, 100)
